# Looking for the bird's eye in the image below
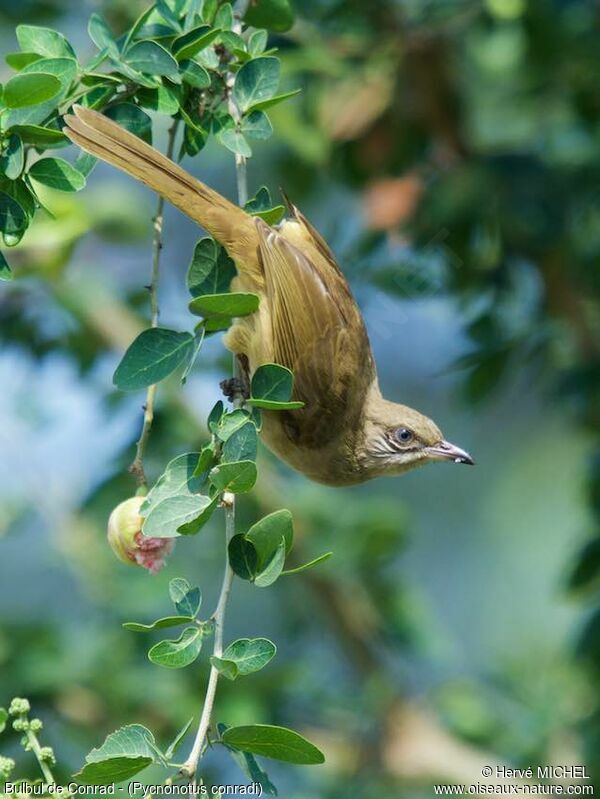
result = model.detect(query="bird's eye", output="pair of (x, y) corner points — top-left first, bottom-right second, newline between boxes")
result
(395, 428), (414, 445)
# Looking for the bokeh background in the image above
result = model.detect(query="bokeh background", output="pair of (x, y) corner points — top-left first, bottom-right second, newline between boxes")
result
(1, 0), (599, 796)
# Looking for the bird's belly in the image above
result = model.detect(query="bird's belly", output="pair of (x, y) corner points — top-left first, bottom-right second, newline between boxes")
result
(259, 412), (363, 486)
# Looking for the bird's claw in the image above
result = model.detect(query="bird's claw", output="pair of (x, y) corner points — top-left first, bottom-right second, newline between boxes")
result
(220, 377), (249, 403)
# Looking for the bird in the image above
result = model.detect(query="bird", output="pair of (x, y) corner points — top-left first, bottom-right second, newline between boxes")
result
(64, 105), (474, 486)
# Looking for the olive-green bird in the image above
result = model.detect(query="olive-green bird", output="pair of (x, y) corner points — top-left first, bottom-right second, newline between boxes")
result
(64, 106), (473, 486)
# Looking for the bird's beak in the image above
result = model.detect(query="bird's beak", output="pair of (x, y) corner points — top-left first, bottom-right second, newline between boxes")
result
(426, 440), (475, 465)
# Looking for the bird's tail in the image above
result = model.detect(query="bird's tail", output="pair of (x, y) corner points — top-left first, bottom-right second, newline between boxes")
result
(63, 105), (260, 275)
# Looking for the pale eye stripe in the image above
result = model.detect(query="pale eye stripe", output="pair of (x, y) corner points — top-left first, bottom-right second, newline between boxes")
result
(385, 433), (419, 454)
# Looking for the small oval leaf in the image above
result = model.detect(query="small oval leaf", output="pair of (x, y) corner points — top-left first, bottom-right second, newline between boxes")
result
(148, 626), (202, 668)
(221, 724), (325, 765)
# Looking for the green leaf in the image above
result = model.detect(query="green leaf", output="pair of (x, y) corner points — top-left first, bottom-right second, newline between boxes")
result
(22, 55), (78, 86)
(1, 176), (35, 216)
(123, 615), (194, 632)
(221, 725), (325, 765)
(187, 238), (235, 297)
(179, 59), (211, 89)
(245, 186), (285, 225)
(196, 45), (219, 70)
(142, 494), (215, 538)
(202, 0), (219, 23)
(181, 328), (205, 383)
(29, 158), (86, 192)
(1, 134), (24, 180)
(218, 127), (252, 158)
(214, 2), (234, 29)
(169, 577), (190, 602)
(208, 400), (224, 427)
(16, 25), (76, 59)
(220, 31), (246, 52)
(248, 30), (269, 57)
(3, 73), (61, 108)
(210, 461), (257, 493)
(148, 626), (202, 668)
(221, 637), (276, 675)
(113, 328), (194, 390)
(246, 88), (301, 113)
(74, 758), (153, 785)
(177, 495), (219, 535)
(80, 86), (114, 110)
(123, 5), (156, 53)
(112, 61), (160, 89)
(156, 0), (183, 32)
(250, 205), (286, 226)
(172, 26), (220, 61)
(179, 107), (207, 136)
(254, 537), (286, 587)
(241, 110), (273, 140)
(281, 552), (333, 576)
(5, 52), (42, 70)
(250, 407), (263, 432)
(5, 58), (77, 128)
(73, 725), (156, 785)
(106, 104), (153, 144)
(189, 292), (259, 319)
(233, 56), (280, 114)
(250, 363), (294, 402)
(136, 84), (180, 115)
(9, 124), (67, 147)
(125, 40), (181, 83)
(88, 14), (120, 59)
(222, 422), (258, 463)
(211, 409), (251, 441)
(0, 192), (26, 237)
(0, 707), (7, 733)
(0, 251), (13, 281)
(169, 578), (202, 617)
(246, 509), (294, 566)
(244, 185), (273, 211)
(228, 534), (258, 580)
(192, 444), (217, 478)
(164, 718), (194, 761)
(210, 656), (239, 680)
(75, 152), (97, 178)
(141, 453), (205, 514)
(219, 725), (277, 796)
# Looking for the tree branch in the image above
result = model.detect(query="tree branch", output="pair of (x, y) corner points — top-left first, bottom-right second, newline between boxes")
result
(180, 492), (236, 778)
(129, 120), (179, 488)
(181, 4), (249, 772)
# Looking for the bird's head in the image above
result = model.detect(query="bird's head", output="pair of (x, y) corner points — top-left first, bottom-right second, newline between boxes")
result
(361, 390), (474, 479)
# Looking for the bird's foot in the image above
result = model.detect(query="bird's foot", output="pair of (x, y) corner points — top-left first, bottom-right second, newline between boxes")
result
(220, 377), (249, 403)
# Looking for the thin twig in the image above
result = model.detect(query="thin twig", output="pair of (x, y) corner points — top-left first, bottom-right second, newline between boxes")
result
(25, 729), (55, 785)
(181, 4), (249, 777)
(180, 494), (236, 777)
(129, 119), (180, 487)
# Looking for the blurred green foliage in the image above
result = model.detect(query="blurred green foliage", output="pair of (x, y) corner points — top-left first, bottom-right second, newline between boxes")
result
(1, 0), (599, 796)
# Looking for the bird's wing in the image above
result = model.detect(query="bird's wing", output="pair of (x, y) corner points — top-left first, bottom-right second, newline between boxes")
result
(255, 219), (375, 449)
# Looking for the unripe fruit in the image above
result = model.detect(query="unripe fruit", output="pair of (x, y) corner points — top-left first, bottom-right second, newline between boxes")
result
(107, 496), (174, 575)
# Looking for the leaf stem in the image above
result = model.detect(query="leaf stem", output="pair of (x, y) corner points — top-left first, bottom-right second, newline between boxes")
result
(25, 728), (55, 786)
(129, 119), (179, 488)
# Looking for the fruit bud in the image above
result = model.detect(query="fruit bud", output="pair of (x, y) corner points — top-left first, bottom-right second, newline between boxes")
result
(107, 496), (174, 575)
(0, 756), (15, 779)
(9, 698), (30, 716)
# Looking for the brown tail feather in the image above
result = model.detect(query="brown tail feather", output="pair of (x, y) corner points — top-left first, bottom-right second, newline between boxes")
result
(63, 106), (260, 277)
